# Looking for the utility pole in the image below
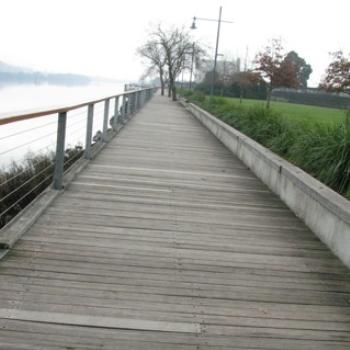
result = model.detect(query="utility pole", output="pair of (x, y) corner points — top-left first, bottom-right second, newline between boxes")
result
(189, 42), (195, 89)
(191, 7), (233, 96)
(211, 6), (222, 96)
(244, 46), (249, 72)
(181, 62), (184, 89)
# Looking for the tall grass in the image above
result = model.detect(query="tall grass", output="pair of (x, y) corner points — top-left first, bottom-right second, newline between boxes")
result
(181, 90), (350, 200)
(0, 145), (83, 229)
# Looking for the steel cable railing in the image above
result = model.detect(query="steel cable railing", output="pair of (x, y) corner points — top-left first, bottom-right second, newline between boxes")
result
(0, 108), (87, 143)
(0, 87), (156, 229)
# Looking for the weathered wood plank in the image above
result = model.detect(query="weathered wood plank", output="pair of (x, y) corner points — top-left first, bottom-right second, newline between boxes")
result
(0, 94), (350, 348)
(0, 308), (200, 333)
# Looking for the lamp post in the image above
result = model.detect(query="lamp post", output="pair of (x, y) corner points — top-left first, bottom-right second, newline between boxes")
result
(191, 6), (233, 96)
(189, 42), (195, 89)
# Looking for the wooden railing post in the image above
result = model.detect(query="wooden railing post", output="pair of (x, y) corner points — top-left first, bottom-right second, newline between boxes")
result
(53, 111), (67, 190)
(84, 104), (94, 160)
(102, 98), (110, 142)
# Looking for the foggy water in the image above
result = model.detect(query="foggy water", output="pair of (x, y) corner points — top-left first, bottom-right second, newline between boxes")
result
(0, 82), (125, 168)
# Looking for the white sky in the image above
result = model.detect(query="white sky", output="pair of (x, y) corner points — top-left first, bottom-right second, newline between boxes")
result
(0, 0), (349, 86)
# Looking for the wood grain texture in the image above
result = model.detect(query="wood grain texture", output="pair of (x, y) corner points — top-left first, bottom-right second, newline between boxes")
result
(0, 94), (350, 349)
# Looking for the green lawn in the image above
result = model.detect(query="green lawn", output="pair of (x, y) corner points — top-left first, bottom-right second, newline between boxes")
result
(180, 89), (350, 198)
(224, 97), (346, 125)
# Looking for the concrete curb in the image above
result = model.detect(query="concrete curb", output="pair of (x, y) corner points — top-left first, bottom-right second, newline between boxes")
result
(182, 100), (350, 268)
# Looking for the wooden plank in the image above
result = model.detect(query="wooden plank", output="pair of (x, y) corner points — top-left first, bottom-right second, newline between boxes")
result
(1, 93), (350, 348)
(0, 309), (200, 333)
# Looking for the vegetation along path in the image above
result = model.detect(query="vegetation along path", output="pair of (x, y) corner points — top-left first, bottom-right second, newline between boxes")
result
(0, 94), (350, 349)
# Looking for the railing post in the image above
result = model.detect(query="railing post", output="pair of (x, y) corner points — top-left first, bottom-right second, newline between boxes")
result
(53, 111), (67, 190)
(132, 93), (136, 113)
(84, 104), (94, 160)
(135, 92), (139, 112)
(129, 93), (134, 114)
(102, 98), (110, 142)
(113, 96), (119, 131)
(138, 91), (142, 109)
(135, 92), (138, 111)
(121, 94), (126, 123)
(127, 94), (131, 116)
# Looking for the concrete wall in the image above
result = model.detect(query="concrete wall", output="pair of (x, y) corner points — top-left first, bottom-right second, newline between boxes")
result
(184, 102), (350, 268)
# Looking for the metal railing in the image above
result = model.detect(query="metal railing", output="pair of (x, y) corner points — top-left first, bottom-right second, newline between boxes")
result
(0, 87), (156, 228)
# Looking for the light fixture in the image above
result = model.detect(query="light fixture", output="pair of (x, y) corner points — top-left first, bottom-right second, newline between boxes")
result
(190, 17), (197, 30)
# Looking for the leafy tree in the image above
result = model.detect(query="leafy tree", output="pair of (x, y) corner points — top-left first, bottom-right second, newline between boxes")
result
(255, 39), (299, 108)
(229, 71), (264, 103)
(285, 51), (312, 88)
(320, 51), (350, 94)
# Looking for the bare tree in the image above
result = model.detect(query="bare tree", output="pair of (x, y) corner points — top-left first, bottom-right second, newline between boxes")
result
(154, 26), (195, 101)
(139, 25), (205, 101)
(137, 40), (167, 96)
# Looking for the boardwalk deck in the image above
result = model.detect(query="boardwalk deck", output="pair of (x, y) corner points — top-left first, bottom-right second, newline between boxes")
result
(0, 94), (350, 349)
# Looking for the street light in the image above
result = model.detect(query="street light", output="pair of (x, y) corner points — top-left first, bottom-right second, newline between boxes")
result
(189, 42), (195, 89)
(191, 6), (233, 96)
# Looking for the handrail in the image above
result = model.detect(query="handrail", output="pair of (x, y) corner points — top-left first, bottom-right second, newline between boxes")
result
(0, 86), (157, 229)
(0, 88), (154, 126)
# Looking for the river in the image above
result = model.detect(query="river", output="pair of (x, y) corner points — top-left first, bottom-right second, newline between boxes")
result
(0, 82), (125, 169)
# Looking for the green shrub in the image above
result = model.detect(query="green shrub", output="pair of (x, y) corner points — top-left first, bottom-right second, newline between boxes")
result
(0, 145), (83, 229)
(183, 90), (350, 200)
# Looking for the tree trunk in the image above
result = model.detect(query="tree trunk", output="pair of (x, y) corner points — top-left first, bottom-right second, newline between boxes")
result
(159, 71), (165, 96)
(168, 75), (177, 101)
(168, 68), (175, 100)
(172, 83), (177, 101)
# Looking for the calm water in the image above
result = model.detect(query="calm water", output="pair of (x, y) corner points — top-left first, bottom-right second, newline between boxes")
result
(0, 82), (125, 168)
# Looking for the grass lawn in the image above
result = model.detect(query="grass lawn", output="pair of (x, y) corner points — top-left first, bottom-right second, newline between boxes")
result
(224, 97), (347, 125)
(180, 89), (350, 198)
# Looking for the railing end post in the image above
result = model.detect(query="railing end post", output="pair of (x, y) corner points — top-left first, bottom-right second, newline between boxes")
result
(53, 111), (67, 191)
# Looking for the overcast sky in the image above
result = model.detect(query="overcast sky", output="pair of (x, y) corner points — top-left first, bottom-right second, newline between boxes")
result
(1, 0), (349, 86)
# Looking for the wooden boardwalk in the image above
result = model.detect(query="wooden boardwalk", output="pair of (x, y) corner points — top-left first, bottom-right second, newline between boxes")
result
(0, 94), (350, 349)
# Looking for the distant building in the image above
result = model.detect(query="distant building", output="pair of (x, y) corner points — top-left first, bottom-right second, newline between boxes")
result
(196, 58), (241, 82)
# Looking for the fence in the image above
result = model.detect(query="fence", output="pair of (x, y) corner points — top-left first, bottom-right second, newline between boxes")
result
(272, 88), (350, 109)
(0, 87), (156, 229)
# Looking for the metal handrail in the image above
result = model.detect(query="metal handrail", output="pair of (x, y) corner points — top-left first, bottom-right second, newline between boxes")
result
(0, 87), (154, 126)
(0, 87), (157, 228)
